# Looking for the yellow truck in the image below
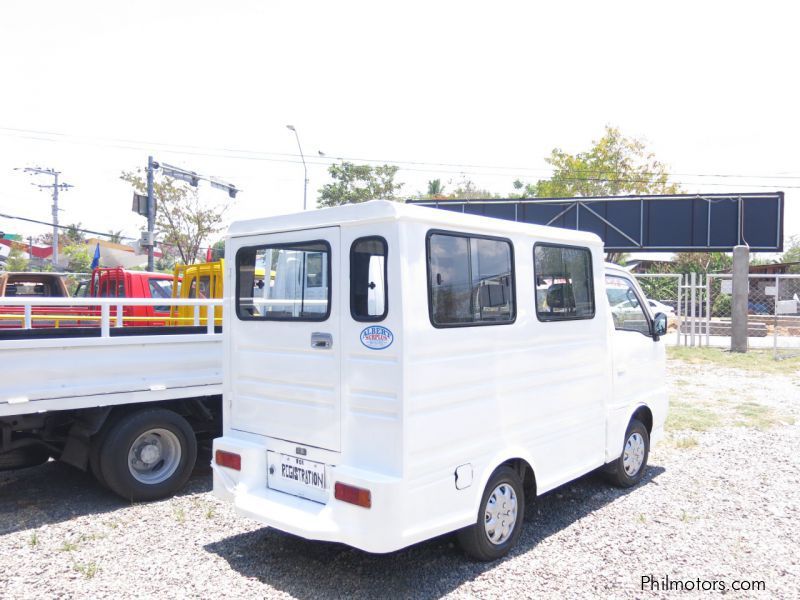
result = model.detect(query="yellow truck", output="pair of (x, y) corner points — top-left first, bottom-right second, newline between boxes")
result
(170, 260), (224, 326)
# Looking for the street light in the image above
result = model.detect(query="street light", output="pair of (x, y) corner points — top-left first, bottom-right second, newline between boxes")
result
(286, 124), (308, 210)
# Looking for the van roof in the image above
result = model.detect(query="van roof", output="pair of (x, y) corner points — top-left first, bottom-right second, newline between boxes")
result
(227, 200), (602, 247)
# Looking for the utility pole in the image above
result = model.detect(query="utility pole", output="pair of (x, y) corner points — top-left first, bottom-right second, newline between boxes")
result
(146, 156), (157, 272)
(15, 167), (73, 268)
(135, 158), (239, 270)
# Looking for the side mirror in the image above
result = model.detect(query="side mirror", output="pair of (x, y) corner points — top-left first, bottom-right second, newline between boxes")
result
(652, 312), (668, 341)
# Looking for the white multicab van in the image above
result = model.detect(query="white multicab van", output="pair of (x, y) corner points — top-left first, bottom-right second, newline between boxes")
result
(212, 200), (668, 561)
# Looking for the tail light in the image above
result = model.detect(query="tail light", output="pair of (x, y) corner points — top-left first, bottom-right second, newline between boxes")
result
(215, 450), (241, 471)
(334, 482), (371, 508)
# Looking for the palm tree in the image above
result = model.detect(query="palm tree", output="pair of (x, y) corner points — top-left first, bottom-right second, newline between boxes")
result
(427, 179), (445, 198)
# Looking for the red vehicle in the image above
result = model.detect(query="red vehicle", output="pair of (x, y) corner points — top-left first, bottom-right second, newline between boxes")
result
(0, 268), (177, 329)
(88, 268), (176, 326)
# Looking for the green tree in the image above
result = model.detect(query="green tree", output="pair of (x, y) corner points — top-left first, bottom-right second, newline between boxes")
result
(317, 162), (404, 208)
(211, 239), (225, 261)
(5, 245), (29, 271)
(518, 125), (680, 198)
(121, 170), (229, 265)
(62, 243), (92, 272)
(64, 223), (86, 245)
(781, 235), (800, 272)
(447, 177), (500, 200)
(426, 179), (446, 198)
(107, 230), (124, 244)
(670, 252), (732, 275)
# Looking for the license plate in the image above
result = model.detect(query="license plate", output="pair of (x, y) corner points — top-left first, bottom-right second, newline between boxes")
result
(267, 452), (327, 502)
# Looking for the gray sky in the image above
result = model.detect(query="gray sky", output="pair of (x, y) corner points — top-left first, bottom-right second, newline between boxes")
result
(0, 0), (797, 254)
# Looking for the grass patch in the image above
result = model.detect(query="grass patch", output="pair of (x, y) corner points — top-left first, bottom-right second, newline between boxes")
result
(73, 561), (98, 579)
(60, 540), (79, 552)
(668, 346), (800, 375)
(734, 402), (794, 430)
(28, 532), (38, 547)
(666, 400), (721, 432)
(674, 435), (699, 449)
(173, 507), (186, 524)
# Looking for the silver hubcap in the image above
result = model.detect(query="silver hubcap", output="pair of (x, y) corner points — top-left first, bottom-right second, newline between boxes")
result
(623, 432), (646, 476)
(128, 428), (182, 485)
(484, 483), (518, 545)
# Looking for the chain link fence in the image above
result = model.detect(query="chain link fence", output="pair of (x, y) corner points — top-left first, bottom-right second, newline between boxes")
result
(703, 274), (800, 358)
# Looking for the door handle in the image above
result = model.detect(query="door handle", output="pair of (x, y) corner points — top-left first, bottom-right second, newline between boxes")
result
(311, 332), (333, 349)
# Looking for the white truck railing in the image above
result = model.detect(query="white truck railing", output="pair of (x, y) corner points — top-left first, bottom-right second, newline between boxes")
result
(0, 297), (223, 335)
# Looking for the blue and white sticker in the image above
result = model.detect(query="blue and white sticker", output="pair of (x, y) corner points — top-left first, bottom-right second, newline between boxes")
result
(360, 326), (394, 350)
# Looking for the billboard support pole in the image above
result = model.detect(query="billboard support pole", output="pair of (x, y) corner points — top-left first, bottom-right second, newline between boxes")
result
(731, 245), (749, 353)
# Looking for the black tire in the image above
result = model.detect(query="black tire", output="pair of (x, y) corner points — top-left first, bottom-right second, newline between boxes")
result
(89, 426), (112, 489)
(457, 466), (525, 561)
(98, 408), (197, 502)
(0, 445), (49, 471)
(603, 419), (650, 488)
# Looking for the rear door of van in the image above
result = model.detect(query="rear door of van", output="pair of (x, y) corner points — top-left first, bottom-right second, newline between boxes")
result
(229, 227), (342, 452)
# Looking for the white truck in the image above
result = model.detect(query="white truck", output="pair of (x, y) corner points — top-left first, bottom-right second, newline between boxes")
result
(0, 297), (223, 501)
(212, 201), (668, 561)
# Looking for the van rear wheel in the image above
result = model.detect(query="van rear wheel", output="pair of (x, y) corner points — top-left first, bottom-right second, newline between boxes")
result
(98, 409), (197, 502)
(457, 466), (525, 561)
(604, 419), (650, 488)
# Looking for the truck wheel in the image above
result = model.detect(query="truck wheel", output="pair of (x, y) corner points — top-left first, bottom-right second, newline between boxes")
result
(99, 409), (197, 502)
(457, 466), (525, 561)
(89, 426), (113, 489)
(604, 419), (650, 488)
(0, 445), (49, 471)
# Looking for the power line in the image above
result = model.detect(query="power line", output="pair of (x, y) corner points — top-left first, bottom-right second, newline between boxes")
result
(2, 125), (800, 183)
(0, 211), (131, 240)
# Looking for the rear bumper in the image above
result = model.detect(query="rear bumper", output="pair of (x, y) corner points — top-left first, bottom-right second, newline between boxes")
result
(212, 436), (407, 554)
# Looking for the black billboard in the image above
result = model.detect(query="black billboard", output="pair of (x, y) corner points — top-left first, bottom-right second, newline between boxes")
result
(408, 192), (784, 252)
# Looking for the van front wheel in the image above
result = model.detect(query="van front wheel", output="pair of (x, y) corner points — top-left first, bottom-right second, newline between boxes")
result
(457, 466), (525, 561)
(604, 419), (650, 488)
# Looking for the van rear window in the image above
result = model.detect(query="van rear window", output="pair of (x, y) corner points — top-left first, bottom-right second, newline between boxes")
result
(427, 232), (515, 327)
(236, 241), (331, 321)
(533, 244), (595, 321)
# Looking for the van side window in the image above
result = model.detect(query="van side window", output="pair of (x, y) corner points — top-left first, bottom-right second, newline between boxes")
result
(236, 241), (331, 321)
(350, 237), (388, 321)
(533, 244), (595, 321)
(605, 275), (651, 335)
(427, 232), (515, 327)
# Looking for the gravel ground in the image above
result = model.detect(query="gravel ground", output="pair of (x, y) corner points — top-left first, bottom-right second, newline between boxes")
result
(1, 356), (799, 599)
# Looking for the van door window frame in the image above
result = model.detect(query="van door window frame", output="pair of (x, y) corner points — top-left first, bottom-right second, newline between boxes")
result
(235, 239), (332, 322)
(605, 273), (654, 337)
(426, 229), (517, 329)
(349, 236), (388, 322)
(533, 242), (596, 322)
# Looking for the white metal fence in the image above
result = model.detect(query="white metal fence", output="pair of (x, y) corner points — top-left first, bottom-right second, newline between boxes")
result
(0, 297), (223, 337)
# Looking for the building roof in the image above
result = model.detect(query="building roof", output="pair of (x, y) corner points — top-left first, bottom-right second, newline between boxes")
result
(749, 261), (800, 274)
